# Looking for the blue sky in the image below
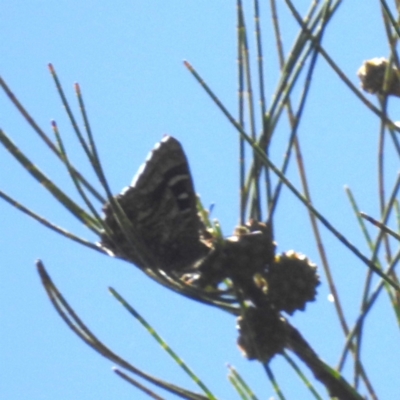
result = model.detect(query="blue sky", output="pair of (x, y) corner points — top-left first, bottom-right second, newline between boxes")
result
(1, 2), (399, 399)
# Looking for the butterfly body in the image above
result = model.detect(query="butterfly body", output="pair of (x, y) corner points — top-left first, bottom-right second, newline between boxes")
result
(100, 136), (209, 272)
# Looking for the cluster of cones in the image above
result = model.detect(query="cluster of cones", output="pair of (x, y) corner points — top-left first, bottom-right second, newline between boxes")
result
(195, 221), (320, 363)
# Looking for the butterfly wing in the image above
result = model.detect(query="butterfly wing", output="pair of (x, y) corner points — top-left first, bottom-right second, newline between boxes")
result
(100, 136), (209, 272)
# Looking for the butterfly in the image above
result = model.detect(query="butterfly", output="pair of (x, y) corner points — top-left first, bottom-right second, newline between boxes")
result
(100, 136), (210, 273)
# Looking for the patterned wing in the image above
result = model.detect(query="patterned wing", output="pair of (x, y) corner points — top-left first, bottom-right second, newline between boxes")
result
(100, 136), (210, 272)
